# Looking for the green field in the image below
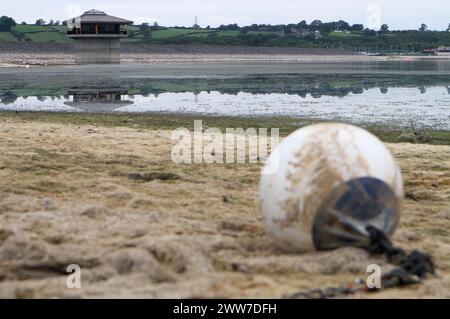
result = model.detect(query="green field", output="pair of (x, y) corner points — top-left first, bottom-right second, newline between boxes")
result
(0, 25), (278, 43)
(124, 27), (214, 42)
(12, 25), (50, 32)
(151, 28), (210, 39)
(24, 31), (68, 43)
(0, 25), (71, 43)
(0, 32), (17, 42)
(329, 31), (362, 38)
(216, 30), (240, 37)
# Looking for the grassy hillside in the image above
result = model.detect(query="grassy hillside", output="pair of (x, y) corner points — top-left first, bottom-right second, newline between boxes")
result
(3, 25), (70, 43)
(1, 24), (450, 52)
(0, 25), (231, 43)
(0, 32), (18, 42)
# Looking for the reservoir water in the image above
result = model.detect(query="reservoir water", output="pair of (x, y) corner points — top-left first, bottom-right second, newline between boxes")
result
(0, 61), (449, 129)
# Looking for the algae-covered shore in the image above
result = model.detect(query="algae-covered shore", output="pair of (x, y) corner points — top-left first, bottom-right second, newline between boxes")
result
(1, 112), (449, 145)
(0, 112), (449, 298)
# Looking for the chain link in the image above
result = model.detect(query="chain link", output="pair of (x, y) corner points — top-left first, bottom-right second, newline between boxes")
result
(284, 226), (435, 299)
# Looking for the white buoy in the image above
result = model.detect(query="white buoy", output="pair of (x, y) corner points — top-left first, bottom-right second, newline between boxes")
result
(260, 123), (404, 252)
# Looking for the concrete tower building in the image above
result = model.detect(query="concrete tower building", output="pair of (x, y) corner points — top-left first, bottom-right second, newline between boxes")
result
(66, 9), (133, 64)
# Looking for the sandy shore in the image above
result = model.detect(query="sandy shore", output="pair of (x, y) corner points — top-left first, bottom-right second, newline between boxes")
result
(0, 117), (449, 298)
(1, 53), (449, 67)
(120, 53), (450, 64)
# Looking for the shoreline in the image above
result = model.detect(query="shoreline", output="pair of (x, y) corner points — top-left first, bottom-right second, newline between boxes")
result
(1, 54), (448, 67)
(0, 111), (449, 145)
(1, 54), (449, 67)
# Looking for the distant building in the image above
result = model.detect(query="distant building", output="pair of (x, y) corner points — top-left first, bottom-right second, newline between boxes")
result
(422, 46), (450, 56)
(422, 48), (436, 55)
(66, 9), (133, 64)
(288, 28), (312, 36)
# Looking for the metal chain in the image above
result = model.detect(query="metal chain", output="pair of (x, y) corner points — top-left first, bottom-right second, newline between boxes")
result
(284, 226), (436, 299)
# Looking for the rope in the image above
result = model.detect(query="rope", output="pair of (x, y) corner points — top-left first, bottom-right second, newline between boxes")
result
(284, 225), (435, 299)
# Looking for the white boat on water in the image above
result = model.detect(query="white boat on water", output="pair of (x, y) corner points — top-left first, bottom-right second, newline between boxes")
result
(434, 46), (450, 56)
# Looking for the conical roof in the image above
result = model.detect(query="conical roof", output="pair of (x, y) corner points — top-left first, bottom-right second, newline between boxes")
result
(68, 9), (133, 24)
(82, 9), (107, 16)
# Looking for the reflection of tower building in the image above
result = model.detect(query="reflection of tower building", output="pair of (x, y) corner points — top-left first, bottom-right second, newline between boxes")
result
(66, 10), (133, 64)
(64, 87), (133, 112)
(68, 88), (129, 103)
(64, 68), (133, 112)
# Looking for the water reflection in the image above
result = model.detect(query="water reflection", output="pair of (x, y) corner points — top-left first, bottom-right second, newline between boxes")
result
(2, 71), (450, 102)
(0, 62), (449, 129)
(64, 87), (133, 112)
(419, 87), (427, 94)
(0, 92), (18, 105)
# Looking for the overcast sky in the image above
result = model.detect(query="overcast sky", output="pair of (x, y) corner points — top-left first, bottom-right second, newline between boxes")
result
(3, 0), (450, 30)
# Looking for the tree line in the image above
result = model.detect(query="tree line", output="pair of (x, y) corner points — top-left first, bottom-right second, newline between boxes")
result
(134, 19), (450, 51)
(2, 14), (449, 33)
(0, 16), (68, 31)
